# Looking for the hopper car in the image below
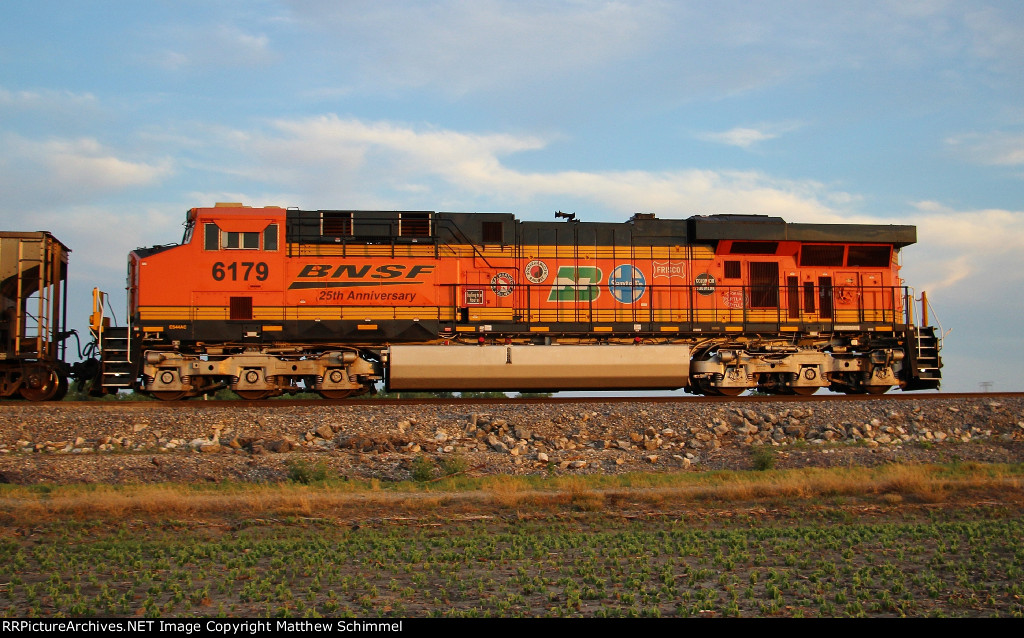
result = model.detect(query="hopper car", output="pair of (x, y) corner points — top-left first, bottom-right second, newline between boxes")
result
(0, 232), (72, 400)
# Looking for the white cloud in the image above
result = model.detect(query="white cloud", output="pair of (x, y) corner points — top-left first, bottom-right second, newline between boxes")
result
(151, 24), (273, 70)
(21, 204), (190, 342)
(902, 201), (1024, 293)
(0, 134), (172, 210)
(964, 5), (1024, 66)
(885, 201), (1024, 390)
(946, 132), (1024, 166)
(455, 166), (837, 219)
(44, 139), (169, 191)
(0, 87), (98, 110)
(797, 200), (1024, 306)
(215, 115), (841, 218)
(0, 87), (103, 131)
(699, 127), (779, 148)
(34, 205), (181, 273)
(696, 123), (807, 149)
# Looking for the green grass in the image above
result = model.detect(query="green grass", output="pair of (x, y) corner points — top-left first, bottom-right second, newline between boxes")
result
(751, 446), (776, 471)
(410, 455), (437, 482)
(2, 509), (1022, 617)
(285, 459), (332, 484)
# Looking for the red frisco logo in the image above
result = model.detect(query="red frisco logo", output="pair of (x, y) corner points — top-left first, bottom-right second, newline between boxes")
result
(289, 263), (435, 289)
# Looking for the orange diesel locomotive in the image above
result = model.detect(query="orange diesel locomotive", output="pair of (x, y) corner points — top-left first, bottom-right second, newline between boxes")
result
(87, 204), (942, 399)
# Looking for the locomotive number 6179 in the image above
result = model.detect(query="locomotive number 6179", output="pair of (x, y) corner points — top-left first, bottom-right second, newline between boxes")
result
(76, 204), (941, 401)
(211, 261), (269, 282)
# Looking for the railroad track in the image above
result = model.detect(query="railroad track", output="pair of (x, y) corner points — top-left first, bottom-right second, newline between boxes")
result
(28, 391), (1024, 410)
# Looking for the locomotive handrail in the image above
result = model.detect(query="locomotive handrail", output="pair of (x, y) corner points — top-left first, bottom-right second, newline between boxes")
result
(436, 218), (495, 268)
(919, 291), (946, 348)
(440, 281), (907, 335)
(293, 280), (915, 334)
(89, 288), (105, 348)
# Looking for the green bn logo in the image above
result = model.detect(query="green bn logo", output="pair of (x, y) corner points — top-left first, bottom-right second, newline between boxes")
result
(547, 266), (603, 302)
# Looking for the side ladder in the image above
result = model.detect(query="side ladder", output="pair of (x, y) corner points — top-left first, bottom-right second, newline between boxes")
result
(98, 326), (135, 392)
(904, 325), (942, 390)
(88, 288), (135, 394)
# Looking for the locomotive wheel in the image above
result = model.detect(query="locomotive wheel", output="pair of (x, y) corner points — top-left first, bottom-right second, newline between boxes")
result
(53, 375), (69, 401)
(19, 367), (62, 402)
(790, 387), (819, 396)
(235, 390), (275, 400)
(692, 378), (719, 396)
(319, 389), (355, 399)
(151, 391), (188, 401)
(714, 387), (745, 397)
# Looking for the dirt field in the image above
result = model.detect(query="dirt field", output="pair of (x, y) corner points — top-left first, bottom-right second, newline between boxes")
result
(2, 396), (1023, 617)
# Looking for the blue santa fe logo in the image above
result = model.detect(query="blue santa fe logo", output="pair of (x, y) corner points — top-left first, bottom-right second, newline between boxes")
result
(608, 265), (646, 303)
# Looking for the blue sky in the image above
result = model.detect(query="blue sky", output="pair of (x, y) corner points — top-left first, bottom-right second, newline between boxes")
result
(2, 0), (1022, 392)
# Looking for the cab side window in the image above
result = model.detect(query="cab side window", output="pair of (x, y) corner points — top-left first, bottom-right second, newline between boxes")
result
(203, 223), (278, 251)
(222, 231), (260, 249)
(204, 223), (219, 250)
(263, 224), (278, 251)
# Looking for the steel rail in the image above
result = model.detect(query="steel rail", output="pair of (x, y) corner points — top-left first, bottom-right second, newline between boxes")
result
(23, 391), (1023, 410)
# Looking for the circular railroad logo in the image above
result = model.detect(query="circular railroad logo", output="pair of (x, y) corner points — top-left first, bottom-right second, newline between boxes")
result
(608, 264), (646, 303)
(490, 272), (515, 297)
(695, 273), (716, 296)
(524, 260), (549, 284)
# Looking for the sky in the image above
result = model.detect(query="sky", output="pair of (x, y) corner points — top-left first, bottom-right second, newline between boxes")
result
(2, 0), (1022, 392)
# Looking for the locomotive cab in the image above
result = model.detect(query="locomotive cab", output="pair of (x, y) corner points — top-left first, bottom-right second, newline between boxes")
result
(126, 204), (382, 399)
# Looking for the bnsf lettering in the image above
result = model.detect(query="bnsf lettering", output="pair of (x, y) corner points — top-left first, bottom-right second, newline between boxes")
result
(332, 264), (372, 278)
(373, 264), (404, 279)
(406, 265), (433, 278)
(297, 264), (332, 278)
(297, 264), (435, 279)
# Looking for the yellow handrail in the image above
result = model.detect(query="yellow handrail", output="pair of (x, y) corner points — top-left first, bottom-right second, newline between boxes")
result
(89, 288), (108, 338)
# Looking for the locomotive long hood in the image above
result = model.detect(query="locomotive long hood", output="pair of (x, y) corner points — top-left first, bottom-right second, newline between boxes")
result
(688, 215), (917, 247)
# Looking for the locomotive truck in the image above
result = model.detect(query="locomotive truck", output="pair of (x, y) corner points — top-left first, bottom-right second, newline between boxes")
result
(74, 203), (942, 400)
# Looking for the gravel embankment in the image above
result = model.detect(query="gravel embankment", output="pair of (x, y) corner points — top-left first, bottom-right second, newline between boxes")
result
(1, 396), (1022, 484)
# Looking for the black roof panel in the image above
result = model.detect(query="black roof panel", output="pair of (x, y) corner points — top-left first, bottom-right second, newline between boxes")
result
(688, 214), (916, 247)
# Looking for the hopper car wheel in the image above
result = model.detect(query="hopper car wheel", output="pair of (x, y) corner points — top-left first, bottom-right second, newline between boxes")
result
(235, 390), (274, 400)
(790, 387), (819, 397)
(319, 389), (355, 399)
(19, 367), (63, 402)
(151, 391), (188, 401)
(864, 386), (890, 395)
